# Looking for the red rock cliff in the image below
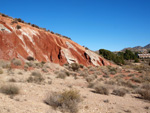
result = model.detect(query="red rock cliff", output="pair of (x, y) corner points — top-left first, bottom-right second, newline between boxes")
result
(0, 15), (112, 66)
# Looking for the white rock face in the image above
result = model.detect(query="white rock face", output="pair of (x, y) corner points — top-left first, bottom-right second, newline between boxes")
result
(0, 24), (11, 33)
(85, 50), (101, 66)
(61, 48), (78, 64)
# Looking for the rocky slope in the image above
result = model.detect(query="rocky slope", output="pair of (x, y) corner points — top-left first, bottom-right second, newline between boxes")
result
(121, 43), (150, 53)
(0, 14), (112, 66)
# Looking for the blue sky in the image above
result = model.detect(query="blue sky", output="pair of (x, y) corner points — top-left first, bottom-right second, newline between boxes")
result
(0, 0), (150, 51)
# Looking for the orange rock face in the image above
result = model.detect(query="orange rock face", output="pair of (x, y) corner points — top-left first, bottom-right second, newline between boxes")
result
(0, 15), (112, 66)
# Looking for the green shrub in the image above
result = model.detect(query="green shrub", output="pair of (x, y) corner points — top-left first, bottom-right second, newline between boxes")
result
(0, 84), (19, 95)
(44, 89), (82, 113)
(94, 84), (109, 95)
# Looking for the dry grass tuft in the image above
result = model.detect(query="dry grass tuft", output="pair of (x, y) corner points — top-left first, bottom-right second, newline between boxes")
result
(112, 88), (127, 97)
(94, 83), (109, 95)
(11, 58), (22, 66)
(0, 68), (3, 74)
(44, 89), (82, 113)
(0, 84), (19, 95)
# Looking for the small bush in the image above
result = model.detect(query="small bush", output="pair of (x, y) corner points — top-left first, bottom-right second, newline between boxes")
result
(16, 25), (21, 29)
(71, 63), (79, 71)
(44, 89), (82, 113)
(136, 89), (150, 101)
(42, 68), (48, 73)
(26, 56), (34, 61)
(0, 84), (19, 95)
(31, 71), (42, 77)
(0, 68), (3, 74)
(86, 75), (97, 83)
(9, 78), (16, 82)
(11, 58), (22, 66)
(128, 74), (135, 77)
(103, 74), (110, 78)
(94, 84), (109, 95)
(27, 76), (44, 83)
(79, 71), (88, 78)
(79, 64), (84, 68)
(130, 77), (142, 83)
(26, 62), (34, 67)
(105, 80), (116, 85)
(57, 71), (67, 79)
(112, 88), (127, 97)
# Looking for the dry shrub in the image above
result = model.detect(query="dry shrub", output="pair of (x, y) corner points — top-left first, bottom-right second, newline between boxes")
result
(9, 78), (16, 82)
(100, 66), (110, 75)
(0, 84), (19, 95)
(112, 88), (127, 97)
(88, 67), (97, 72)
(105, 80), (116, 85)
(128, 74), (135, 77)
(11, 58), (22, 66)
(71, 63), (79, 71)
(27, 71), (44, 83)
(103, 74), (110, 78)
(136, 89), (150, 101)
(31, 71), (42, 77)
(42, 67), (48, 73)
(79, 71), (88, 78)
(26, 62), (34, 67)
(0, 60), (10, 68)
(130, 77), (142, 83)
(94, 83), (109, 95)
(57, 70), (69, 79)
(94, 71), (102, 76)
(44, 89), (82, 113)
(0, 68), (3, 74)
(27, 76), (44, 83)
(116, 79), (138, 89)
(86, 75), (96, 83)
(107, 66), (117, 75)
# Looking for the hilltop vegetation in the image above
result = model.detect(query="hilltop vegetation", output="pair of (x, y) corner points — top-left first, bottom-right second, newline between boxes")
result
(99, 49), (139, 65)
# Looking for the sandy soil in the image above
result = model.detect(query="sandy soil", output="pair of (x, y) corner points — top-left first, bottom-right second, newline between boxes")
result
(0, 63), (149, 113)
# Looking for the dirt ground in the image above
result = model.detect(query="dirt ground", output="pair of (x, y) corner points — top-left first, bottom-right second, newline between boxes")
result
(0, 62), (149, 113)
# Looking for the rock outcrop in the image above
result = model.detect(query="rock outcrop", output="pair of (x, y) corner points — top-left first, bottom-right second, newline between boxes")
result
(0, 15), (112, 66)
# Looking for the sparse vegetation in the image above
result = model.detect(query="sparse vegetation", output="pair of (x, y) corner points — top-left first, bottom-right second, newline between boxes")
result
(0, 84), (19, 95)
(57, 71), (68, 79)
(94, 84), (109, 95)
(31, 71), (42, 77)
(11, 58), (22, 66)
(44, 89), (82, 113)
(112, 88), (127, 97)
(0, 68), (3, 74)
